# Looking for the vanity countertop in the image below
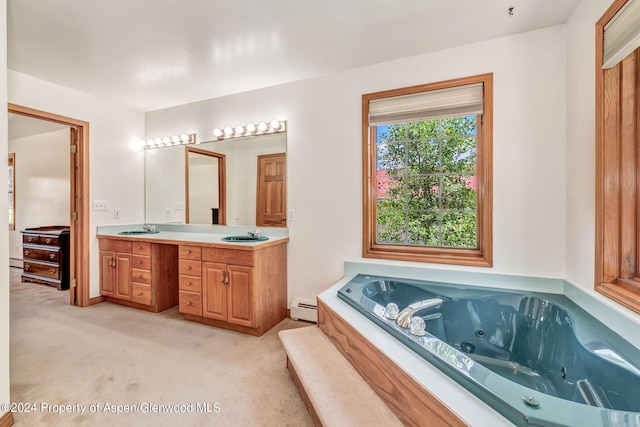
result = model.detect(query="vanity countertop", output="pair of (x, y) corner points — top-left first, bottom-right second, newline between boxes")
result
(96, 226), (288, 250)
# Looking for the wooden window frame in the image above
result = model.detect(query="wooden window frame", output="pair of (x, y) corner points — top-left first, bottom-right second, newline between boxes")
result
(595, 0), (640, 313)
(362, 73), (493, 267)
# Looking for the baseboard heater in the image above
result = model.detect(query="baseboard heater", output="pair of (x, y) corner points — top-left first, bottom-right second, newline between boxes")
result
(290, 298), (318, 323)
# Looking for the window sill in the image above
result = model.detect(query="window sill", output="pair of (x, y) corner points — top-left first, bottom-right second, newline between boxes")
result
(364, 244), (492, 268)
(596, 279), (640, 315)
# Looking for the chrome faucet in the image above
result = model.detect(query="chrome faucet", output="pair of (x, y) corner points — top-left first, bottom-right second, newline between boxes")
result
(142, 224), (157, 232)
(247, 228), (261, 237)
(396, 298), (444, 328)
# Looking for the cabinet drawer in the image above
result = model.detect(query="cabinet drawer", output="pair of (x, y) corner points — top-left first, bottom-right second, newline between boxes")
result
(40, 235), (60, 247)
(202, 247), (254, 266)
(99, 239), (131, 253)
(132, 255), (151, 270)
(23, 246), (60, 263)
(131, 242), (152, 255)
(131, 268), (151, 284)
(179, 291), (202, 316)
(22, 234), (39, 245)
(179, 245), (202, 260)
(179, 260), (202, 276)
(132, 284), (152, 305)
(179, 276), (202, 292)
(23, 262), (59, 280)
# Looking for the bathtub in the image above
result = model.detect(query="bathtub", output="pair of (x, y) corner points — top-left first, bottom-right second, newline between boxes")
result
(336, 274), (640, 427)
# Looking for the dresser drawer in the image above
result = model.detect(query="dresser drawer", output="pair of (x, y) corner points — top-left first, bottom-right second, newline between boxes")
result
(179, 291), (202, 316)
(179, 260), (202, 276)
(132, 255), (151, 270)
(132, 283), (152, 305)
(23, 246), (60, 263)
(179, 245), (202, 260)
(99, 239), (131, 253)
(22, 234), (39, 245)
(40, 235), (60, 247)
(23, 262), (59, 280)
(179, 276), (202, 292)
(131, 242), (152, 255)
(131, 268), (152, 284)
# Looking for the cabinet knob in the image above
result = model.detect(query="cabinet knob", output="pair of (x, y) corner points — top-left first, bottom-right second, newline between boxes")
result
(186, 266), (192, 270)
(186, 282), (192, 286)
(24, 265), (30, 270)
(24, 250), (30, 255)
(49, 269), (56, 274)
(186, 250), (192, 254)
(137, 260), (142, 264)
(137, 292), (143, 297)
(136, 246), (142, 250)
(186, 302), (192, 306)
(45, 239), (52, 244)
(49, 254), (55, 259)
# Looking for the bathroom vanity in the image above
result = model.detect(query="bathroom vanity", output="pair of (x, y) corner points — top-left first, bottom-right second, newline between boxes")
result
(97, 226), (288, 336)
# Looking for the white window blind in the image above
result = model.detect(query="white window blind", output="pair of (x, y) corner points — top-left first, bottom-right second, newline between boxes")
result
(368, 83), (483, 126)
(603, 0), (640, 69)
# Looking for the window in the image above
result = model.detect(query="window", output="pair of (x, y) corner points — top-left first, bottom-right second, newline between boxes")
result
(362, 74), (493, 267)
(595, 0), (640, 313)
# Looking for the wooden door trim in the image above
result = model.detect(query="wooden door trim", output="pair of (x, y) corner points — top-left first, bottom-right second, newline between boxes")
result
(184, 146), (226, 225)
(8, 103), (90, 307)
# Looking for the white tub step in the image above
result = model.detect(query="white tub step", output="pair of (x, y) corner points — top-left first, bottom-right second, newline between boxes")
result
(279, 326), (403, 427)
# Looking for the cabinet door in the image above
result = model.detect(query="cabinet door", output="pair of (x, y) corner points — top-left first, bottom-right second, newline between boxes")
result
(114, 253), (132, 300)
(202, 262), (227, 321)
(227, 265), (255, 327)
(99, 250), (115, 296)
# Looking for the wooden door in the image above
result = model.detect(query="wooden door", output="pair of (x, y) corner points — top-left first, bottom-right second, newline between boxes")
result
(202, 262), (227, 321)
(256, 153), (286, 227)
(227, 265), (255, 327)
(114, 253), (132, 300)
(99, 251), (115, 296)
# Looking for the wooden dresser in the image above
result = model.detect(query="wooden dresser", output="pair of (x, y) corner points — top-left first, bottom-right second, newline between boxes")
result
(21, 226), (70, 291)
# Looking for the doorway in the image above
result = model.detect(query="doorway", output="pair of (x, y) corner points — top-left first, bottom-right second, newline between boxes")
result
(185, 146), (226, 225)
(8, 103), (90, 307)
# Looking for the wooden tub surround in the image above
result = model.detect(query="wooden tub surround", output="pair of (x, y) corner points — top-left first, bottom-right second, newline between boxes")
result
(97, 234), (288, 336)
(317, 299), (466, 427)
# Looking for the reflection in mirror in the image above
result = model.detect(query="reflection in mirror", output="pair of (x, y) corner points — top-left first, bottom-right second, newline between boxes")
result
(186, 147), (226, 225)
(145, 132), (286, 226)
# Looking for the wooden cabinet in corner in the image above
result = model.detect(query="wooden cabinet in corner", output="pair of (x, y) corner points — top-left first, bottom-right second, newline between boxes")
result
(98, 238), (179, 313)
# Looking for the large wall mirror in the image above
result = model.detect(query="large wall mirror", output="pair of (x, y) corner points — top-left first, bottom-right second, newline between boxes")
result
(145, 132), (287, 227)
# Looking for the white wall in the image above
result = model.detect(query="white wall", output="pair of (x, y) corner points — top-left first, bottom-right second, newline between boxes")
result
(8, 71), (146, 298)
(8, 129), (70, 262)
(0, 0), (10, 415)
(146, 25), (568, 303)
(565, 0), (611, 290)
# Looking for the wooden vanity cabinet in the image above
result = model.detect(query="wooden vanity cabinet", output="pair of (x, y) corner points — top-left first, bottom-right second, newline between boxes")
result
(179, 242), (287, 336)
(99, 238), (178, 313)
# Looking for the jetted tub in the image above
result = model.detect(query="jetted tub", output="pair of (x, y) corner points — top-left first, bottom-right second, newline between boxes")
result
(337, 274), (640, 427)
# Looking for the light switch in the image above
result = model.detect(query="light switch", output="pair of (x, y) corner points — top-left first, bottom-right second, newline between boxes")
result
(288, 209), (296, 221)
(114, 208), (121, 219)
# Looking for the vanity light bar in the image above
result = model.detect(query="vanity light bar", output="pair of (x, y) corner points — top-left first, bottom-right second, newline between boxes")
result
(138, 133), (196, 150)
(212, 120), (286, 140)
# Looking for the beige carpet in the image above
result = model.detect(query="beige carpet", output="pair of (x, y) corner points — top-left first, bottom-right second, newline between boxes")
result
(9, 267), (314, 426)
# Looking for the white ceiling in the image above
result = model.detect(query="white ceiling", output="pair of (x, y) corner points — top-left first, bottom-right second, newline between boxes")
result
(8, 0), (581, 112)
(8, 113), (68, 140)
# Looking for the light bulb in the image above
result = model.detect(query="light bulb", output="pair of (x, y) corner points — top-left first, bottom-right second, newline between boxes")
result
(162, 136), (171, 144)
(246, 123), (256, 133)
(138, 140), (147, 148)
(224, 127), (233, 136)
(270, 119), (281, 130)
(213, 128), (223, 137)
(257, 122), (268, 132)
(180, 134), (191, 142)
(235, 125), (245, 135)
(146, 139), (154, 146)
(154, 138), (162, 145)
(171, 135), (180, 143)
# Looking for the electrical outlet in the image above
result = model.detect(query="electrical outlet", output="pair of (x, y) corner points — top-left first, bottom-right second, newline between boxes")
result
(92, 200), (108, 211)
(288, 209), (296, 221)
(114, 208), (121, 219)
(165, 208), (171, 217)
